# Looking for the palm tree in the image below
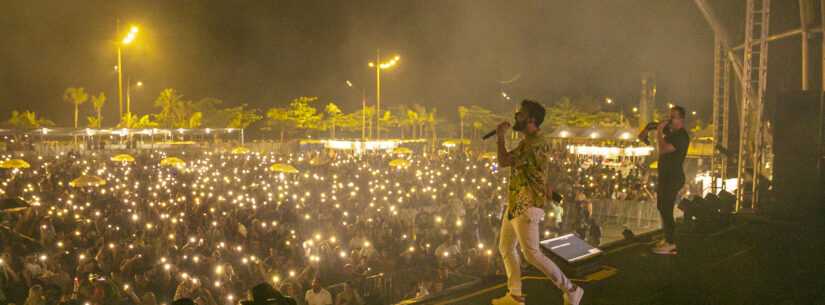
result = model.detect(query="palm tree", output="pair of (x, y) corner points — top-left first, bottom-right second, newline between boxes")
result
(86, 116), (102, 128)
(154, 88), (190, 128)
(188, 112), (203, 129)
(90, 92), (106, 128)
(413, 104), (428, 139)
(458, 106), (468, 145)
(472, 121), (483, 140)
(325, 102), (343, 138)
(378, 111), (399, 138)
(4, 110), (54, 145)
(354, 106), (375, 139)
(406, 110), (419, 138)
(5, 110), (54, 129)
(63, 87), (88, 129)
(427, 109), (438, 152)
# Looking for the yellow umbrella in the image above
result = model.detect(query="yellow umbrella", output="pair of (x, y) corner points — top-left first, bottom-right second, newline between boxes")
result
(0, 159), (31, 169)
(231, 147), (250, 155)
(392, 147), (413, 155)
(70, 175), (107, 187)
(160, 157), (186, 167)
(110, 154), (135, 162)
(270, 163), (299, 174)
(478, 152), (497, 160)
(389, 159), (411, 169)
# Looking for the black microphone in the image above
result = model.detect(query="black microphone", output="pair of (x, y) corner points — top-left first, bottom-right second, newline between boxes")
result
(482, 129), (498, 140)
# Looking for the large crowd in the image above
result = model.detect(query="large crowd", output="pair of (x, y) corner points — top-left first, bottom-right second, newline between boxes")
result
(0, 144), (654, 305)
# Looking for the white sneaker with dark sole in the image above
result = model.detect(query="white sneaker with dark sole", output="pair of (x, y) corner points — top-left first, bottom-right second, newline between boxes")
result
(652, 242), (677, 255)
(566, 286), (584, 305)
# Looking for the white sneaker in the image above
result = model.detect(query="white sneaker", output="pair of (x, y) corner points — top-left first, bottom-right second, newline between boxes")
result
(652, 241), (677, 255)
(565, 286), (584, 305)
(491, 293), (525, 305)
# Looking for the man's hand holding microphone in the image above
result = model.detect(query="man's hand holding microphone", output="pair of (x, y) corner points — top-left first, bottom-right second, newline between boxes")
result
(496, 121), (511, 142)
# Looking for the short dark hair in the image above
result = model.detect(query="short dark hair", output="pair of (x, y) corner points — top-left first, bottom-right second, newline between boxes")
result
(521, 100), (545, 127)
(671, 105), (686, 118)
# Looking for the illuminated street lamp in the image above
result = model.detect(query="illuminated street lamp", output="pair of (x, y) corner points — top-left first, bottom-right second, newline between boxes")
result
(606, 97), (613, 104)
(632, 107), (639, 113)
(117, 23), (139, 122)
(368, 51), (400, 140)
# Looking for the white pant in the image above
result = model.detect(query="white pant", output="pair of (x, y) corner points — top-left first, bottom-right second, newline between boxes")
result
(499, 207), (574, 297)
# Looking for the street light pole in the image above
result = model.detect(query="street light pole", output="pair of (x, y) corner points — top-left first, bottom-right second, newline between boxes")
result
(375, 49), (381, 140)
(126, 80), (142, 117)
(362, 88), (367, 141)
(117, 43), (124, 121)
(116, 23), (138, 124)
(126, 76), (131, 117)
(368, 51), (400, 141)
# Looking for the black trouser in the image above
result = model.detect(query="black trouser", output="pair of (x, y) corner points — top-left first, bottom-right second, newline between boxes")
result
(657, 176), (684, 243)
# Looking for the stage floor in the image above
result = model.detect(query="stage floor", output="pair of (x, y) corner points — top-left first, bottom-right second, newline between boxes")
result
(411, 219), (825, 305)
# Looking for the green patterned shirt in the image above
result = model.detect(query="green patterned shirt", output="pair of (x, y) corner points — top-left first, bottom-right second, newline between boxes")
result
(507, 132), (551, 219)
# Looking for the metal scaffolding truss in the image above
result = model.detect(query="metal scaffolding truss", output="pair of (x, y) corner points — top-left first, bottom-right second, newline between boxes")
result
(736, 0), (771, 210)
(711, 37), (731, 187)
(697, 0), (825, 211)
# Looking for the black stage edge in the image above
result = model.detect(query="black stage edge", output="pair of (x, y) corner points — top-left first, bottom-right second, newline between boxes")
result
(399, 214), (825, 305)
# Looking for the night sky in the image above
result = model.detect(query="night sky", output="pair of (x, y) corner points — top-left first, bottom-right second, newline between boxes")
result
(0, 1), (805, 127)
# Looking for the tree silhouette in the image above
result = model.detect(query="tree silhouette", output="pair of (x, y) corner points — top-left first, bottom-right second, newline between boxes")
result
(63, 87), (88, 129)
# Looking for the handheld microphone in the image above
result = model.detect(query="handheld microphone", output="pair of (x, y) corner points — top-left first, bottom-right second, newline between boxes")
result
(484, 121), (516, 140)
(482, 129), (498, 140)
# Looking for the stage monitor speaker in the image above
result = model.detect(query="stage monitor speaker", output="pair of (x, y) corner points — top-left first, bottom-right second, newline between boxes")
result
(772, 91), (824, 213)
(541, 234), (602, 277)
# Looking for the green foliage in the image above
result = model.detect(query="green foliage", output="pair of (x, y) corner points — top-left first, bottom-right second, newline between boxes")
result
(87, 116), (101, 128)
(5, 110), (54, 129)
(91, 92), (106, 112)
(545, 96), (627, 128)
(153, 88), (191, 128)
(91, 92), (106, 127)
(136, 115), (159, 128)
(225, 104), (261, 129)
(458, 106), (468, 119)
(64, 87), (89, 107)
(378, 110), (399, 133)
(117, 113), (159, 129)
(286, 96), (324, 130)
(265, 107), (291, 141)
(347, 106), (375, 136)
(64, 87), (88, 128)
(266, 107), (290, 128)
(324, 102), (345, 137)
(188, 112), (203, 129)
(192, 97), (233, 127)
(336, 111), (361, 132)
(463, 105), (505, 137)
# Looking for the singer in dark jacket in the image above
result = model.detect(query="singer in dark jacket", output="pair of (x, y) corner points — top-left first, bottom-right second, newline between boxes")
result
(650, 106), (690, 255)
